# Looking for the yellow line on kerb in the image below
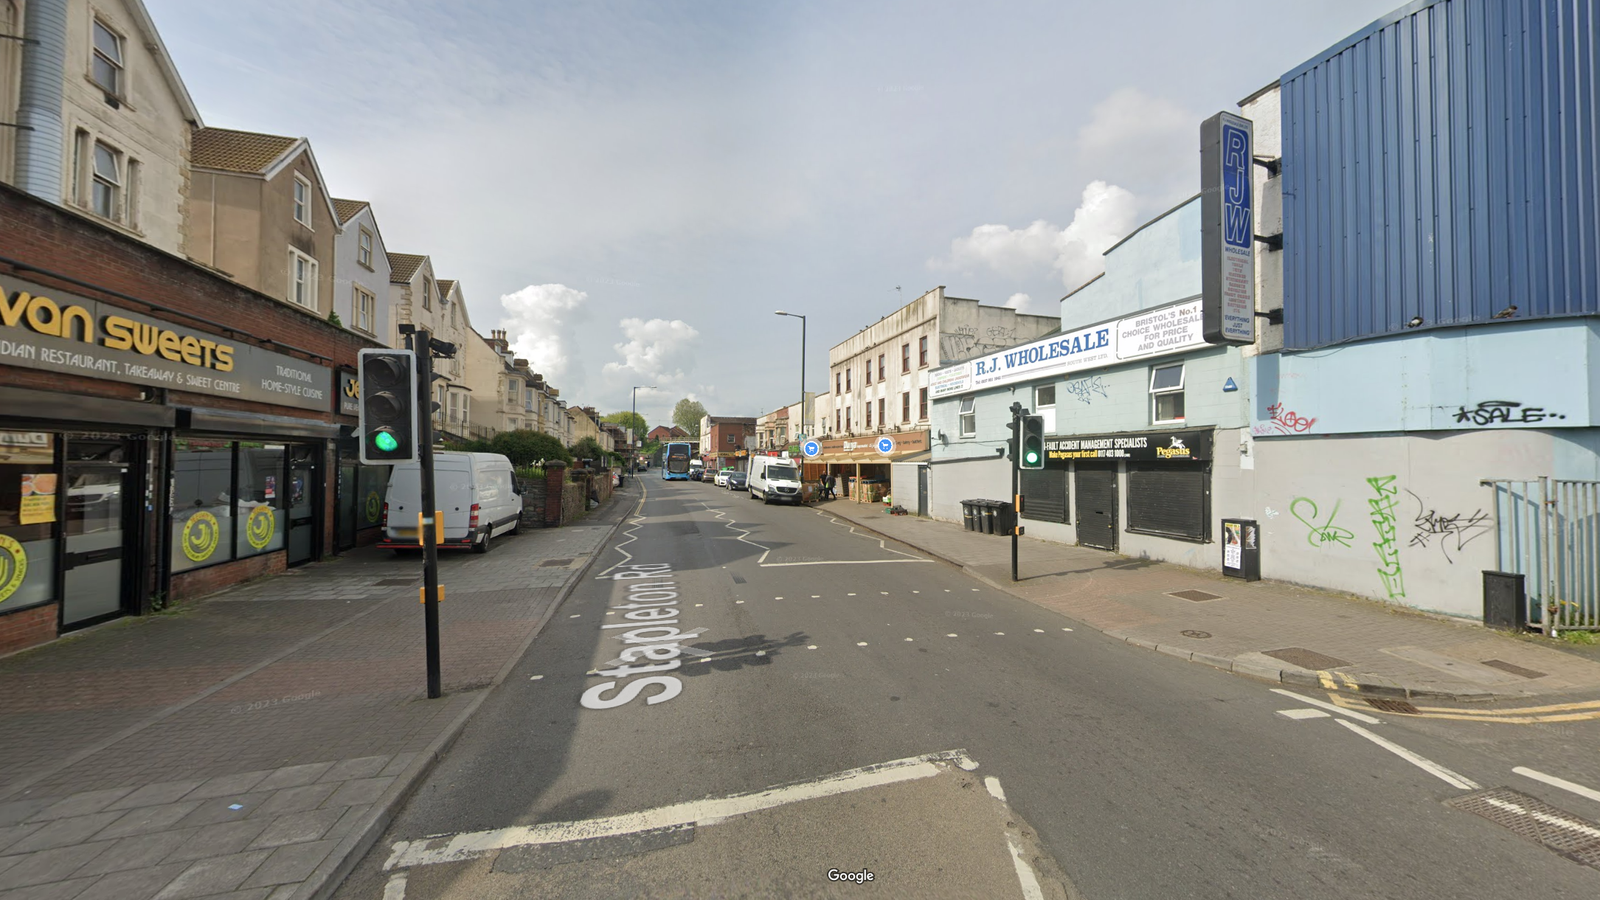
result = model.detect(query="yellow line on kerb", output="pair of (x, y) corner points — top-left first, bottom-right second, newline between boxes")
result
(1324, 692), (1600, 724)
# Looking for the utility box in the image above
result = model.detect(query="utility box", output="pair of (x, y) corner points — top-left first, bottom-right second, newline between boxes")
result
(1221, 518), (1260, 581)
(1482, 571), (1528, 631)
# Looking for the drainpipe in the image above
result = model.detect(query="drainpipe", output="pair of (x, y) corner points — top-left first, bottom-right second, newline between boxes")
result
(14, 0), (68, 203)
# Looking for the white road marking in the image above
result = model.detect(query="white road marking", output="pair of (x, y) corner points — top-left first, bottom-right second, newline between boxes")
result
(983, 777), (1007, 802)
(1033, 629), (1044, 633)
(755, 650), (766, 657)
(529, 675), (544, 681)
(775, 597), (783, 600)
(994, 632), (1005, 636)
(383, 872), (408, 900)
(695, 603), (704, 607)
(807, 645), (817, 650)
(1483, 796), (1600, 839)
(848, 593), (857, 596)
(857, 642), (869, 647)
(1008, 834), (1047, 900)
(972, 588), (980, 592)
(912, 590), (920, 593)
(1276, 708), (1330, 720)
(384, 750), (981, 870)
(592, 491), (649, 578)
(1062, 628), (1073, 632)
(881, 591), (889, 595)
(1513, 767), (1600, 804)
(735, 600), (744, 604)
(947, 633), (958, 637)
(1270, 688), (1382, 724)
(1335, 720), (1480, 790)
(904, 638), (914, 642)
(812, 595), (820, 598)
(569, 614), (581, 618)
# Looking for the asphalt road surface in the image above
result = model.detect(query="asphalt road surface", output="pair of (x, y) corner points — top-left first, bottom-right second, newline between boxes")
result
(337, 477), (1600, 899)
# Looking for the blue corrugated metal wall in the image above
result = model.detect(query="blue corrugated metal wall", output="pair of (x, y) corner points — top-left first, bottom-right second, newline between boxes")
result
(1281, 0), (1600, 349)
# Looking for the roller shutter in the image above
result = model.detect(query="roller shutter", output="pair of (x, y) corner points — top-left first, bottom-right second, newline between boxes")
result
(1020, 468), (1067, 524)
(1126, 462), (1208, 541)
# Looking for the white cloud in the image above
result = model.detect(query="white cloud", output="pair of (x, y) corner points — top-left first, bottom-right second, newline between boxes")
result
(1076, 88), (1196, 208)
(500, 284), (590, 383)
(938, 180), (1138, 290)
(603, 317), (701, 387)
(1004, 292), (1048, 316)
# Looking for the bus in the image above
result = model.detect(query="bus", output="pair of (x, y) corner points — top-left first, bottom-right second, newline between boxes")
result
(663, 442), (692, 480)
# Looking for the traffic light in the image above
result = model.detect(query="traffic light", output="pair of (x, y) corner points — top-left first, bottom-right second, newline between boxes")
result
(358, 349), (418, 464)
(1020, 415), (1045, 470)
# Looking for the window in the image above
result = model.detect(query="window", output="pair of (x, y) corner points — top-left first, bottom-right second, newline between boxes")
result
(353, 285), (376, 333)
(1036, 385), (1055, 408)
(91, 142), (121, 220)
(846, 408), (851, 431)
(959, 396), (976, 436)
(727, 433), (736, 445)
(835, 410), (841, 432)
(902, 343), (910, 372)
(287, 248), (318, 309)
(72, 129), (89, 205)
(1150, 363), (1186, 424)
(835, 372), (841, 395)
(877, 354), (885, 380)
(866, 403), (872, 429)
(902, 392), (910, 422)
(358, 228), (373, 269)
(919, 335), (929, 367)
(422, 275), (432, 310)
(846, 368), (852, 391)
(508, 380), (520, 402)
(91, 20), (123, 95)
(877, 398), (885, 428)
(919, 387), (928, 420)
(293, 175), (311, 226)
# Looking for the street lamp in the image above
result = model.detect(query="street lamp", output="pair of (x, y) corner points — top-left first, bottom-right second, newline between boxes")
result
(774, 311), (805, 444)
(631, 385), (654, 480)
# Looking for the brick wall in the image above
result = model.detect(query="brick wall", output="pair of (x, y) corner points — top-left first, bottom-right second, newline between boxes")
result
(0, 604), (59, 657)
(543, 464), (567, 526)
(171, 552), (286, 603)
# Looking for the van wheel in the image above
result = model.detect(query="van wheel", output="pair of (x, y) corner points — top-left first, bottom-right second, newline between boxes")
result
(747, 489), (757, 500)
(473, 529), (491, 553)
(510, 516), (522, 535)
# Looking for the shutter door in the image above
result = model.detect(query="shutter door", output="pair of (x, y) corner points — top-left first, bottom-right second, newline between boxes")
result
(1126, 463), (1208, 541)
(1074, 463), (1118, 551)
(1020, 469), (1067, 523)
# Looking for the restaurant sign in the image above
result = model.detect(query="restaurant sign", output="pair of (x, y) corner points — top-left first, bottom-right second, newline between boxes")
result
(816, 429), (929, 459)
(1044, 428), (1213, 467)
(0, 276), (331, 412)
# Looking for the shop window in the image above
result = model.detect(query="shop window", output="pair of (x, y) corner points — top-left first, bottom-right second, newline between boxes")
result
(1151, 363), (1185, 424)
(170, 439), (235, 573)
(959, 396), (975, 437)
(235, 444), (285, 559)
(1127, 463), (1209, 541)
(0, 433), (59, 614)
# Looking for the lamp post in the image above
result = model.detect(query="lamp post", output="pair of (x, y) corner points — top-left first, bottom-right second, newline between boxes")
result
(774, 311), (806, 444)
(631, 385), (654, 481)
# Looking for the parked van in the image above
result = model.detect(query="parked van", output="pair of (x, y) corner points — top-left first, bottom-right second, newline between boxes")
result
(380, 452), (523, 553)
(747, 455), (803, 504)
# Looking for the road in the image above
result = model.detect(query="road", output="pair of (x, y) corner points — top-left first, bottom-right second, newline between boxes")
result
(336, 477), (1600, 899)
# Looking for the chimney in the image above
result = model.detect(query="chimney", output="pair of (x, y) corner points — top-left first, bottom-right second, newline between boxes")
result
(15, 0), (68, 203)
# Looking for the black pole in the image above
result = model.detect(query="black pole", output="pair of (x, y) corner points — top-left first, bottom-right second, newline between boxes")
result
(631, 387), (638, 482)
(1010, 402), (1021, 582)
(799, 315), (806, 439)
(411, 328), (443, 699)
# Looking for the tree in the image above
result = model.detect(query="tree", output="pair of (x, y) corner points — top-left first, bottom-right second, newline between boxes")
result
(672, 398), (707, 437)
(490, 430), (570, 468)
(571, 436), (608, 466)
(602, 411), (647, 442)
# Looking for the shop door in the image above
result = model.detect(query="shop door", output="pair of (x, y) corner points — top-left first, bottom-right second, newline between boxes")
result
(1074, 463), (1118, 551)
(62, 439), (135, 629)
(286, 444), (319, 567)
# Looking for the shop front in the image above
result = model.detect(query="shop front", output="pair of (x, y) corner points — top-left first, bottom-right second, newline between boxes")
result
(1034, 427), (1215, 551)
(805, 429), (929, 503)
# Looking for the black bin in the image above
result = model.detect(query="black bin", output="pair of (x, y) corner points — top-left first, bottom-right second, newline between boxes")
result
(1482, 571), (1528, 631)
(1221, 518), (1260, 581)
(979, 502), (996, 534)
(962, 501), (977, 532)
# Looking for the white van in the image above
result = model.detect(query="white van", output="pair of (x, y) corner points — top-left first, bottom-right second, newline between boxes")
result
(380, 452), (523, 553)
(747, 455), (803, 504)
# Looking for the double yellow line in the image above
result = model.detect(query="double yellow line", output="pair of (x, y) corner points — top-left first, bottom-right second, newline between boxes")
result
(1323, 690), (1600, 724)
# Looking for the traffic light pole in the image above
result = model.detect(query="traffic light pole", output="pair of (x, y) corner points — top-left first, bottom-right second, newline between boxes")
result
(1010, 402), (1021, 582)
(409, 328), (443, 700)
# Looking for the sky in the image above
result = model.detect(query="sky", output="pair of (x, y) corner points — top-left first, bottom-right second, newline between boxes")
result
(146, 0), (1400, 429)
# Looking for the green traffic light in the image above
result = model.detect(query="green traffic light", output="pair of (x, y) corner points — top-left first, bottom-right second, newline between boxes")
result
(373, 431), (399, 452)
(1025, 451), (1039, 464)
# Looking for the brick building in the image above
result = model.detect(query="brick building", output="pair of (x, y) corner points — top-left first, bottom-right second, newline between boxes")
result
(702, 417), (756, 471)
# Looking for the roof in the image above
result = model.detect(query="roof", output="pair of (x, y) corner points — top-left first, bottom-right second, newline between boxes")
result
(437, 279), (455, 298)
(191, 127), (299, 173)
(707, 416), (757, 426)
(127, 1), (203, 127)
(388, 253), (428, 283)
(331, 198), (369, 224)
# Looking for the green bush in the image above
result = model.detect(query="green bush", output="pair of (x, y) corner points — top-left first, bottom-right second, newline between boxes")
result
(491, 430), (571, 468)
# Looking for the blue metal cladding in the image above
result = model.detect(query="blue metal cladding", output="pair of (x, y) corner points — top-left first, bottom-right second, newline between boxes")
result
(1281, 0), (1600, 349)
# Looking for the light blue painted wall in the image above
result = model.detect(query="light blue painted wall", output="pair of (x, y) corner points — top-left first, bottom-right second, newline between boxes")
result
(1062, 197), (1201, 328)
(1251, 319), (1595, 436)
(332, 206), (392, 345)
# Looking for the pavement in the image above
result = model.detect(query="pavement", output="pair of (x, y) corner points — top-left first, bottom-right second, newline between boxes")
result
(819, 498), (1600, 703)
(0, 480), (637, 900)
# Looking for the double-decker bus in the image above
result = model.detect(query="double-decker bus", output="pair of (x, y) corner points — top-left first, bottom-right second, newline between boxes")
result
(663, 442), (692, 480)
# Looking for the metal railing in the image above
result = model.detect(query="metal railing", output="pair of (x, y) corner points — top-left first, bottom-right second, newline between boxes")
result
(1482, 477), (1600, 633)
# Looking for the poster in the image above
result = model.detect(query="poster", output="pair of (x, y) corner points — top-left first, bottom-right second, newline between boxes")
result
(1223, 522), (1242, 570)
(264, 475), (276, 500)
(19, 473), (57, 525)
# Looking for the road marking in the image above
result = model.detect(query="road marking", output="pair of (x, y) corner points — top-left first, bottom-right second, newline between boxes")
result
(984, 776), (1007, 802)
(384, 750), (981, 870)
(1270, 688), (1382, 724)
(904, 637), (914, 642)
(972, 588), (980, 592)
(811, 595), (820, 598)
(569, 614), (581, 618)
(529, 675), (544, 681)
(994, 632), (1005, 636)
(1033, 629), (1044, 633)
(1325, 693), (1600, 724)
(735, 600), (744, 604)
(1276, 708), (1330, 720)
(857, 642), (869, 647)
(807, 645), (817, 650)
(1007, 833), (1047, 900)
(775, 597), (783, 600)
(848, 593), (856, 596)
(881, 591), (889, 595)
(1062, 627), (1073, 632)
(1482, 796), (1600, 839)
(912, 590), (920, 593)
(1335, 720), (1480, 789)
(947, 633), (958, 637)
(383, 872), (407, 900)
(592, 489), (649, 578)
(755, 650), (766, 657)
(1513, 767), (1600, 804)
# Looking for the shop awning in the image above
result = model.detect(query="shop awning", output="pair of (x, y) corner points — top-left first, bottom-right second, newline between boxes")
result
(177, 407), (343, 439)
(1, 385), (176, 428)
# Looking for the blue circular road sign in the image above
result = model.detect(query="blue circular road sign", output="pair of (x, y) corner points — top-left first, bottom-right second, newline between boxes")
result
(876, 436), (895, 455)
(803, 440), (821, 458)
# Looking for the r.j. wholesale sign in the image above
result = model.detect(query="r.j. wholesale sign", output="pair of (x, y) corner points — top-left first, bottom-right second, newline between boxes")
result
(0, 275), (332, 412)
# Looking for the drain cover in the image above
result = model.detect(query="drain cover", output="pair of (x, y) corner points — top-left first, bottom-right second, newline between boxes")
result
(1262, 647), (1352, 670)
(1167, 590), (1222, 602)
(1448, 788), (1600, 870)
(1480, 659), (1548, 679)
(1365, 698), (1421, 714)
(539, 558), (575, 567)
(375, 578), (416, 586)
(1180, 630), (1213, 639)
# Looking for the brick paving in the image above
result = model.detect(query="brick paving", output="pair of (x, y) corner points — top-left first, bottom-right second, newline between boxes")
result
(824, 501), (1600, 701)
(0, 483), (636, 900)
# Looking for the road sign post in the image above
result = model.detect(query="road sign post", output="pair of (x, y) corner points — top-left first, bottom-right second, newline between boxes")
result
(402, 328), (444, 700)
(1009, 402), (1025, 581)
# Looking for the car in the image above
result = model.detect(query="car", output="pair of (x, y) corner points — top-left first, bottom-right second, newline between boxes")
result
(714, 467), (734, 487)
(726, 471), (748, 491)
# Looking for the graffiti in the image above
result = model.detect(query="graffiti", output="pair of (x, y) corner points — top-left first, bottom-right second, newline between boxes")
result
(1064, 375), (1110, 405)
(1453, 400), (1566, 426)
(940, 325), (1024, 362)
(1257, 402), (1318, 435)
(1290, 497), (1354, 548)
(986, 326), (1017, 344)
(1367, 476), (1405, 599)
(1264, 507), (1281, 519)
(1405, 490), (1493, 563)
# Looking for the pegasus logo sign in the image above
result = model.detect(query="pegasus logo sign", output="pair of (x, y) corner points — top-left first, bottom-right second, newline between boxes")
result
(1168, 436), (1187, 450)
(1221, 121), (1252, 249)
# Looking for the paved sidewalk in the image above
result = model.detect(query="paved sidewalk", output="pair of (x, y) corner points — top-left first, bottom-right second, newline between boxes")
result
(0, 482), (637, 900)
(821, 501), (1600, 703)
